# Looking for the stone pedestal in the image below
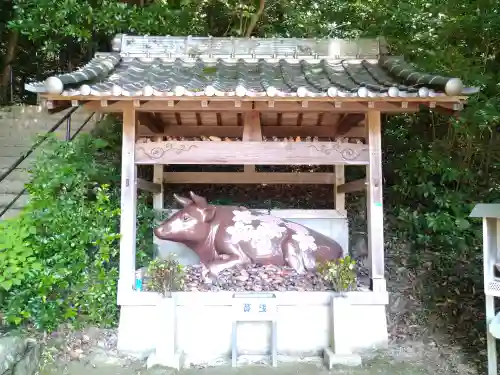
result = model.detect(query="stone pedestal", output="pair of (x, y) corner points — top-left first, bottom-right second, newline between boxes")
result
(146, 297), (182, 370)
(323, 296), (362, 368)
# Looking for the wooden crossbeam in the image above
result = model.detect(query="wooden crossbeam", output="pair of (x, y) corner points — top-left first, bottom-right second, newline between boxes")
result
(138, 125), (367, 139)
(163, 171), (336, 184)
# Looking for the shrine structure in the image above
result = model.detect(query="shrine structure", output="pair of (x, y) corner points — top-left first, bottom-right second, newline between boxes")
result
(26, 35), (478, 367)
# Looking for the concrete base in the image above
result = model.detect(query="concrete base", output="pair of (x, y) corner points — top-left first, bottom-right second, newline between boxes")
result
(117, 291), (388, 368)
(117, 305), (157, 359)
(146, 351), (183, 370)
(323, 347), (362, 368)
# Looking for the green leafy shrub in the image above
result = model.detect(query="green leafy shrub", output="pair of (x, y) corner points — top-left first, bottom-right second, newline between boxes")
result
(0, 117), (157, 331)
(147, 257), (185, 297)
(318, 256), (357, 292)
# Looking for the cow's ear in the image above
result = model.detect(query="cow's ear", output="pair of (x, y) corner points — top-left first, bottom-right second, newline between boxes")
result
(174, 193), (193, 207)
(202, 206), (216, 222)
(190, 191), (208, 208)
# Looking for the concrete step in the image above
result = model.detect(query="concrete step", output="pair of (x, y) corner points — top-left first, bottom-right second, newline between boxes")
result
(0, 153), (43, 170)
(0, 124), (93, 140)
(0, 105), (100, 220)
(0, 207), (23, 220)
(0, 193), (29, 209)
(0, 167), (31, 182)
(0, 179), (26, 194)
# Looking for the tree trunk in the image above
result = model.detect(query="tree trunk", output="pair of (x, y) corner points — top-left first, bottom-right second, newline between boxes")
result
(245, 0), (265, 37)
(1, 29), (19, 103)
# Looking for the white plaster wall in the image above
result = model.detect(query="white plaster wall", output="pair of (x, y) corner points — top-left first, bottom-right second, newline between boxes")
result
(176, 303), (386, 363)
(156, 209), (349, 263)
(117, 291), (388, 364)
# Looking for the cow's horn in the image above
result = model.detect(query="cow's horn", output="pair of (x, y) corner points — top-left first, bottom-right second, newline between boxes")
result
(173, 193), (193, 207)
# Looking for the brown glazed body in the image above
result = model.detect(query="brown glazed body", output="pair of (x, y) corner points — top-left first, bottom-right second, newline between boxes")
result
(154, 192), (344, 282)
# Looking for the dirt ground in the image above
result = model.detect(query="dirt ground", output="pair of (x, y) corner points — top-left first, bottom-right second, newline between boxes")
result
(42, 362), (434, 375)
(38, 339), (478, 375)
(39, 355), (464, 375)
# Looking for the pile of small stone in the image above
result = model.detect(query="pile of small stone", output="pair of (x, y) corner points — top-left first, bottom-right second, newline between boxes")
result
(183, 264), (369, 292)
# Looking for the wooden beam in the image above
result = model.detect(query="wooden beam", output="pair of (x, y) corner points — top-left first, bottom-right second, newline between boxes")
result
(140, 100), (253, 112)
(135, 140), (370, 165)
(337, 178), (367, 194)
(40, 94), (470, 102)
(137, 112), (165, 133)
(254, 101), (367, 112)
(152, 136), (164, 258)
(163, 171), (337, 184)
(335, 165), (345, 213)
(83, 100), (125, 112)
(336, 114), (365, 136)
(242, 112), (262, 141)
(137, 178), (162, 193)
(366, 110), (386, 293)
(42, 99), (72, 114)
(242, 110), (262, 173)
(118, 102), (138, 301)
(138, 125), (367, 139)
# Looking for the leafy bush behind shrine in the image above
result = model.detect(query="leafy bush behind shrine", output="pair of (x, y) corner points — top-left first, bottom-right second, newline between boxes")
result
(0, 118), (156, 330)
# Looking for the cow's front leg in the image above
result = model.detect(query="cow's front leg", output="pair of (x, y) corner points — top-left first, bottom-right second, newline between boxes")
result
(200, 263), (216, 284)
(207, 255), (249, 277)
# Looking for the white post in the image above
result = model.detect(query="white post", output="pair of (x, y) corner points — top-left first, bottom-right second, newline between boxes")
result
(484, 218), (498, 375)
(117, 103), (138, 303)
(366, 111), (386, 292)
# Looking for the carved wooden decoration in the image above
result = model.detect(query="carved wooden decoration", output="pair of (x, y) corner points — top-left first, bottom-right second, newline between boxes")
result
(135, 140), (369, 165)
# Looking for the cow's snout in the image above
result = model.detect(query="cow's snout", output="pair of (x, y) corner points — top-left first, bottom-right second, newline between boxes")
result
(154, 226), (167, 239)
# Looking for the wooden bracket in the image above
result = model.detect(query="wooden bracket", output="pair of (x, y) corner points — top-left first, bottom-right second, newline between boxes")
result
(336, 114), (365, 136)
(137, 178), (162, 193)
(137, 112), (165, 133)
(337, 178), (367, 194)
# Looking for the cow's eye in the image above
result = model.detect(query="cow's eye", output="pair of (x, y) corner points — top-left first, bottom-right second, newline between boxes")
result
(182, 215), (190, 221)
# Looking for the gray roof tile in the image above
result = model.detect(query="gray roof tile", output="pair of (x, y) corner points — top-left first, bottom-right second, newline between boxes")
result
(26, 35), (479, 98)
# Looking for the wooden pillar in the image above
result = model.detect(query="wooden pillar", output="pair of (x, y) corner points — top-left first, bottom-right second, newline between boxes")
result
(153, 136), (164, 258)
(366, 111), (386, 292)
(118, 103), (138, 301)
(243, 111), (262, 173)
(335, 165), (345, 214)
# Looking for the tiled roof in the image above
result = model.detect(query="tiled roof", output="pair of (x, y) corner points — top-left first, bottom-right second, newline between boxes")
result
(26, 35), (479, 99)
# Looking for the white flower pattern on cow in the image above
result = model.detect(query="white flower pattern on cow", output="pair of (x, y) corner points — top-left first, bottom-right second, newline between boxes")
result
(292, 232), (318, 252)
(227, 212), (288, 252)
(232, 210), (255, 224)
(284, 221), (309, 236)
(227, 221), (254, 244)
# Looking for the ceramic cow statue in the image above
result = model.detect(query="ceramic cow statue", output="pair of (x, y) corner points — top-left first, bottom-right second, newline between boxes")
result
(154, 192), (344, 282)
